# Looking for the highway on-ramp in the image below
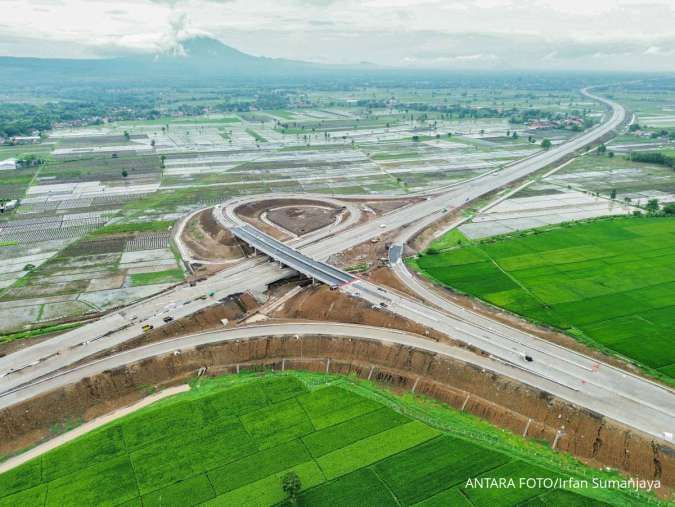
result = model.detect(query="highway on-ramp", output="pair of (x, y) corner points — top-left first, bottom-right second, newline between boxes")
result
(222, 213), (675, 442)
(0, 321), (671, 442)
(5, 87), (668, 445)
(0, 86), (626, 389)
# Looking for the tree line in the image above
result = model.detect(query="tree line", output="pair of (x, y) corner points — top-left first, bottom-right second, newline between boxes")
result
(629, 151), (675, 169)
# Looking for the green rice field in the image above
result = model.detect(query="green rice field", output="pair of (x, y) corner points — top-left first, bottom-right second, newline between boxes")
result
(412, 217), (675, 381)
(0, 373), (652, 506)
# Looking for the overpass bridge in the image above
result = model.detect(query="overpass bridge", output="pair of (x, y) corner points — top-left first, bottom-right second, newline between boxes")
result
(230, 224), (354, 287)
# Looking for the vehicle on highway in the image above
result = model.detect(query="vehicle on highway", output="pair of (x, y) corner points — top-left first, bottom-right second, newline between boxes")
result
(142, 324), (154, 333)
(163, 316), (174, 323)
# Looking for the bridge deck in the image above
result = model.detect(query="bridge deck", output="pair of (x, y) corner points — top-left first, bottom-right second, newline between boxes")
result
(231, 225), (355, 287)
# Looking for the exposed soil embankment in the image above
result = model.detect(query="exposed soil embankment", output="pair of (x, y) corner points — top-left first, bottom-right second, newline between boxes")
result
(409, 209), (465, 252)
(368, 267), (424, 300)
(181, 209), (251, 263)
(1, 335), (672, 491)
(343, 197), (424, 216)
(329, 229), (400, 268)
(270, 285), (448, 344)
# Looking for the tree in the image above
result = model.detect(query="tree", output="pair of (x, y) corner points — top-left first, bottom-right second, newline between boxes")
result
(511, 131), (518, 139)
(597, 143), (607, 155)
(121, 169), (128, 178)
(412, 135), (420, 142)
(610, 189), (616, 199)
(281, 471), (301, 504)
(645, 198), (660, 214)
(541, 138), (552, 150)
(607, 151), (614, 158)
(663, 203), (675, 215)
(123, 130), (130, 141)
(160, 154), (166, 169)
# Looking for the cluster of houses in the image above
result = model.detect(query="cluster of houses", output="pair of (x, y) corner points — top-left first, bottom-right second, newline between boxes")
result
(0, 134), (41, 146)
(527, 116), (585, 130)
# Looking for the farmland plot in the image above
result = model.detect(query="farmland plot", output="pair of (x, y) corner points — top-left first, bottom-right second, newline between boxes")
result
(460, 189), (633, 239)
(0, 223), (183, 332)
(414, 217), (675, 379)
(546, 154), (675, 205)
(0, 373), (645, 507)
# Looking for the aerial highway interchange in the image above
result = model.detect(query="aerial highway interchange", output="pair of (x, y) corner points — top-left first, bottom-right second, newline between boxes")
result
(1, 86), (673, 447)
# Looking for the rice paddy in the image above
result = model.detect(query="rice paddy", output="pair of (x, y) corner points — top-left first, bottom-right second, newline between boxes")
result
(0, 372), (647, 506)
(412, 217), (675, 380)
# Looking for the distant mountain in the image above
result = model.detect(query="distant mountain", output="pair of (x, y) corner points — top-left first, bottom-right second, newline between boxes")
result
(138, 36), (321, 75)
(178, 36), (255, 60)
(0, 36), (368, 87)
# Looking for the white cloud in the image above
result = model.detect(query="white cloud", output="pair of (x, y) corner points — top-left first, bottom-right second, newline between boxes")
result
(0, 0), (673, 70)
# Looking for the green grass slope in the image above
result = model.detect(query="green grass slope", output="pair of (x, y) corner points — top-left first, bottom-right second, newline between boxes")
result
(411, 217), (675, 382)
(0, 372), (657, 506)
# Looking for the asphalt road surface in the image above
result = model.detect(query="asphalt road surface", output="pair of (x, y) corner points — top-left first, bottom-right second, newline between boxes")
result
(0, 87), (626, 388)
(5, 87), (668, 444)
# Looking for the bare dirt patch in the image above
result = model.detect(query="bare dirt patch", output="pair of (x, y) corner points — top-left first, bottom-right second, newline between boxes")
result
(181, 209), (251, 264)
(346, 197), (424, 215)
(368, 267), (423, 300)
(236, 198), (345, 240)
(269, 284), (449, 344)
(266, 205), (338, 235)
(329, 229), (399, 269)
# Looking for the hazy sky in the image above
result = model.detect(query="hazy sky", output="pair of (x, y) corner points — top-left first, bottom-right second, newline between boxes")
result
(1, 0), (674, 71)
